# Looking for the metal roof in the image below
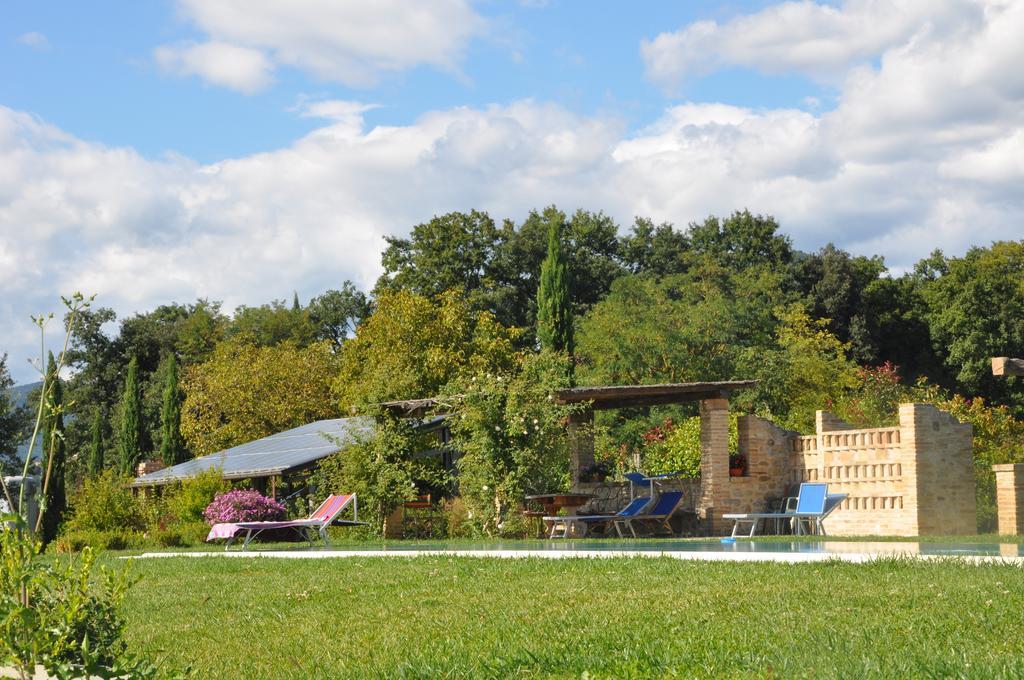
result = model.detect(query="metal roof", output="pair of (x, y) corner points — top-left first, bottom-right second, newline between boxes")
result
(132, 417), (375, 487)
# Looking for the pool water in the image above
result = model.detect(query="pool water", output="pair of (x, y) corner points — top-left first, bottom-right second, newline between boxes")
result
(319, 539), (1024, 558)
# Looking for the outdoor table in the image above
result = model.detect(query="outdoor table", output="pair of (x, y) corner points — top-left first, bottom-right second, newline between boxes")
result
(524, 493), (596, 537)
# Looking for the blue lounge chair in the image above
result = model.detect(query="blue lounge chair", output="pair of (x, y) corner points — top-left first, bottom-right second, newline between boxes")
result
(722, 483), (847, 538)
(544, 496), (652, 538)
(613, 490), (686, 538)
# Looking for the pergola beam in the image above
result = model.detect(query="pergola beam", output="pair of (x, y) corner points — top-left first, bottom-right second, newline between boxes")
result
(992, 357), (1024, 377)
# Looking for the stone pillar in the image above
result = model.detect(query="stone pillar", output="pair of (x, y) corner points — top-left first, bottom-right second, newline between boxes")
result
(899, 403), (976, 536)
(698, 398), (730, 534)
(567, 408), (595, 488)
(815, 410), (853, 433)
(993, 464), (1024, 535)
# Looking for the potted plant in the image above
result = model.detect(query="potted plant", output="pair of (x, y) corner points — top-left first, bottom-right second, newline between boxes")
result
(729, 453), (747, 477)
(580, 461), (612, 483)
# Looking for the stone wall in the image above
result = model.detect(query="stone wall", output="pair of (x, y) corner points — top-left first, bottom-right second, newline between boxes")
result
(787, 404), (974, 536)
(993, 464), (1024, 535)
(701, 403), (975, 536)
(574, 479), (700, 515)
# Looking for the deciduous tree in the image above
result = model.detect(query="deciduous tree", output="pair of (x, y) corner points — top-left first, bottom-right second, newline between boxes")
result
(181, 339), (341, 456)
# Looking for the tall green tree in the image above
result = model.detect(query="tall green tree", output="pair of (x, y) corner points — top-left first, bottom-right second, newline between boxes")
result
(118, 357), (142, 475)
(159, 357), (187, 466)
(88, 408), (104, 475)
(307, 282), (370, 351)
(536, 216), (573, 356)
(0, 354), (29, 474)
(40, 352), (67, 543)
(922, 241), (1024, 411)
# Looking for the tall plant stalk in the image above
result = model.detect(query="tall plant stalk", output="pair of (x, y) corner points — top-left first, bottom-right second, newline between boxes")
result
(0, 293), (92, 532)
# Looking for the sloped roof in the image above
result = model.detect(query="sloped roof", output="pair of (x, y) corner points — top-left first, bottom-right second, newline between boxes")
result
(132, 417), (374, 487)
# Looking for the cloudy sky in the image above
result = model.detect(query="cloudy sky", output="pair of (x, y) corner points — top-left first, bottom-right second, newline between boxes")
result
(2, 0), (1022, 383)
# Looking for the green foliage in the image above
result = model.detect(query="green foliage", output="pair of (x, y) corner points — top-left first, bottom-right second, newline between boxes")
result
(444, 351), (577, 536)
(0, 354), (30, 474)
(0, 530), (157, 678)
(641, 415), (739, 477)
(54, 528), (148, 553)
(792, 244), (888, 363)
(117, 357), (143, 475)
(88, 408), (105, 475)
(922, 241), (1024, 411)
(159, 357), (187, 466)
(619, 217), (689, 277)
(40, 352), (68, 544)
(687, 210), (793, 272)
(160, 468), (231, 525)
(536, 215), (573, 356)
(65, 470), (144, 534)
(736, 305), (859, 432)
(181, 339), (340, 457)
(228, 299), (316, 348)
(307, 282), (370, 350)
(577, 264), (786, 385)
(310, 417), (436, 535)
(333, 290), (521, 411)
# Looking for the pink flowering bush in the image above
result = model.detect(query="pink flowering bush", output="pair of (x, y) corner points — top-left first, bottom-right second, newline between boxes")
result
(202, 489), (286, 525)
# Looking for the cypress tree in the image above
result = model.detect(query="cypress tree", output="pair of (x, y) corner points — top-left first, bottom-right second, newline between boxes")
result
(536, 217), (574, 356)
(159, 356), (187, 466)
(89, 408), (105, 475)
(40, 352), (67, 543)
(118, 356), (142, 475)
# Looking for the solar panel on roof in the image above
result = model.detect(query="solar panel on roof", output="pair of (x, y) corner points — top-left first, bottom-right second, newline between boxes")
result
(132, 417), (378, 486)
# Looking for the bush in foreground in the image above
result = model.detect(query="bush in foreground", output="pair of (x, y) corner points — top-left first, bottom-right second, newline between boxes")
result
(0, 528), (160, 678)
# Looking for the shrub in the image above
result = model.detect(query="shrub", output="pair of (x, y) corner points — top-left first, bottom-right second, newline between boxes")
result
(53, 529), (147, 553)
(642, 415), (739, 477)
(203, 489), (285, 525)
(161, 468), (231, 525)
(442, 497), (473, 538)
(1, 529), (158, 677)
(65, 470), (144, 533)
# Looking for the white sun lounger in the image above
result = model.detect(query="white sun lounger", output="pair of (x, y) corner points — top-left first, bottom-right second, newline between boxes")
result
(722, 483), (847, 537)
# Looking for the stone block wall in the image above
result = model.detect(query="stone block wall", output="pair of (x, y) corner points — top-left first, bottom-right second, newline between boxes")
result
(700, 403), (975, 536)
(574, 479), (700, 515)
(993, 464), (1024, 535)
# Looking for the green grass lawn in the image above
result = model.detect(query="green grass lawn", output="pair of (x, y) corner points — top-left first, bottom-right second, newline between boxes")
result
(117, 555), (1024, 678)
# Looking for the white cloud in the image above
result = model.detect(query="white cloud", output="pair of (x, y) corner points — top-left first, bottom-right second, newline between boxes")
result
(17, 32), (50, 50)
(641, 0), (982, 91)
(154, 41), (274, 94)
(3, 2), (1024, 380)
(157, 0), (486, 90)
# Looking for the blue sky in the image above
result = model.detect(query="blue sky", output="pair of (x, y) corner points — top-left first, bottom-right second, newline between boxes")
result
(1, 1), (1022, 383)
(3, 1), (824, 161)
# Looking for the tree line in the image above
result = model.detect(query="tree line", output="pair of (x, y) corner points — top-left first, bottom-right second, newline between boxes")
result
(2, 206), (1023, 495)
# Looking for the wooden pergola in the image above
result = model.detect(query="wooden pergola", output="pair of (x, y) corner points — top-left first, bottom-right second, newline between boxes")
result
(379, 380), (759, 485)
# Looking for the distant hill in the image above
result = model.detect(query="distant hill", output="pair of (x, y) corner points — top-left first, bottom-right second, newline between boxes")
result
(7, 382), (42, 463)
(10, 381), (41, 410)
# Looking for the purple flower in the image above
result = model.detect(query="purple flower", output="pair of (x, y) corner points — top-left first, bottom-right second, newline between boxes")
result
(203, 489), (287, 525)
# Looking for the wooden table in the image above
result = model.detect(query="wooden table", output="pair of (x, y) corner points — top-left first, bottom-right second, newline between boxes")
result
(524, 493), (596, 537)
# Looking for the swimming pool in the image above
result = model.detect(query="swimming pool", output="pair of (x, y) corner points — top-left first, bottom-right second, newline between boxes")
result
(137, 539), (1024, 563)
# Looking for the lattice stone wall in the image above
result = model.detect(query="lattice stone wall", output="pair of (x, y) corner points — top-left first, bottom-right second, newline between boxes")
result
(700, 403), (975, 536)
(788, 404), (975, 536)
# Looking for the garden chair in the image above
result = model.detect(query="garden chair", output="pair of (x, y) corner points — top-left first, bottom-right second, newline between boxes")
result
(544, 495), (652, 538)
(722, 483), (847, 538)
(612, 490), (686, 538)
(207, 493), (365, 551)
